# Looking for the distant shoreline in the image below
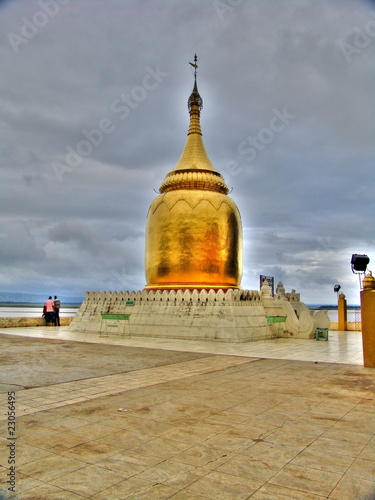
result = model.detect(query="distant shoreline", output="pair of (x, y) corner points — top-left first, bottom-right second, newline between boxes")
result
(0, 302), (82, 308)
(0, 302), (360, 310)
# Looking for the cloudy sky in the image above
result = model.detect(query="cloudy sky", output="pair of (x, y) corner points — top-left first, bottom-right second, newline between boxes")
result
(0, 0), (374, 305)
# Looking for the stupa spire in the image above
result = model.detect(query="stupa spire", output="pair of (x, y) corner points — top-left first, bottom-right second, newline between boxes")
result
(187, 54), (203, 135)
(159, 55), (229, 194)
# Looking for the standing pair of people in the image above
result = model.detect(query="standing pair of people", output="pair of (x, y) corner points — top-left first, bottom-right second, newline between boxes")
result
(43, 296), (61, 326)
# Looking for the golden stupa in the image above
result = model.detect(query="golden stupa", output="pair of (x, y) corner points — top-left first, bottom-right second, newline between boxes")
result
(145, 56), (242, 290)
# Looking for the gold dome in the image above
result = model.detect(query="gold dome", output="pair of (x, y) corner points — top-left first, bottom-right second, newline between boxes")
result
(145, 56), (242, 290)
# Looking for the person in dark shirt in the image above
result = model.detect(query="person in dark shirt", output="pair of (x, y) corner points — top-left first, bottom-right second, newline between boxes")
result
(54, 296), (61, 326)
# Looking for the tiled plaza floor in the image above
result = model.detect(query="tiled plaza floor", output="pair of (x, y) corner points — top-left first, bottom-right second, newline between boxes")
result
(0, 327), (374, 499)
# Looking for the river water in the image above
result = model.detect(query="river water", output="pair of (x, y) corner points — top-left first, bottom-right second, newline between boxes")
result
(0, 306), (361, 322)
(0, 306), (79, 318)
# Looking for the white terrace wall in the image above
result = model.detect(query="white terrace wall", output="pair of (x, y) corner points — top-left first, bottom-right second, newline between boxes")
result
(70, 288), (317, 342)
(70, 289), (274, 342)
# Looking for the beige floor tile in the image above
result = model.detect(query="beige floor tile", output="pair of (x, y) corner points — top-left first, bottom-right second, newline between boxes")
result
(93, 456), (146, 476)
(96, 429), (152, 450)
(297, 411), (341, 428)
(27, 429), (89, 452)
(16, 483), (88, 499)
(270, 463), (342, 497)
(322, 427), (373, 444)
(345, 456), (375, 481)
(308, 436), (367, 457)
(162, 425), (215, 445)
(50, 463), (125, 497)
(303, 405), (348, 421)
(68, 421), (121, 440)
(245, 409), (303, 428)
(102, 413), (151, 429)
(91, 477), (177, 499)
(358, 443), (375, 461)
(185, 469), (261, 499)
(60, 440), (119, 464)
(18, 454), (86, 482)
(16, 423), (56, 441)
(216, 402), (271, 418)
(263, 428), (317, 448)
(203, 411), (252, 426)
(169, 492), (212, 499)
(329, 473), (375, 499)
(0, 470), (43, 495)
(216, 452), (281, 482)
(38, 415), (90, 431)
(250, 483), (327, 499)
(275, 397), (322, 413)
(16, 411), (57, 424)
(127, 436), (194, 459)
(227, 421), (277, 441)
(290, 446), (355, 474)
(202, 431), (254, 452)
(339, 411), (375, 428)
(110, 448), (164, 468)
(65, 410), (114, 423)
(172, 444), (234, 468)
(241, 441), (303, 468)
(135, 459), (204, 488)
(7, 442), (53, 466)
(282, 415), (335, 436)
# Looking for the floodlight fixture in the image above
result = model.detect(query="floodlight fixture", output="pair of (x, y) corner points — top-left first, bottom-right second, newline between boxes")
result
(351, 254), (370, 290)
(334, 284), (341, 293)
(351, 254), (369, 273)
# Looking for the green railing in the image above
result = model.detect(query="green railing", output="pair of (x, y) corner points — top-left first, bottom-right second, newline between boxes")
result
(266, 316), (286, 324)
(101, 314), (130, 320)
(100, 313), (131, 337)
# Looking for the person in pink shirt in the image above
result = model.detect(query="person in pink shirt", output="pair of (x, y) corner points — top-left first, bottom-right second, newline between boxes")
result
(43, 296), (55, 325)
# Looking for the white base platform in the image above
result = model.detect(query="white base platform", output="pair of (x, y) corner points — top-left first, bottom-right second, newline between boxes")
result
(70, 288), (319, 343)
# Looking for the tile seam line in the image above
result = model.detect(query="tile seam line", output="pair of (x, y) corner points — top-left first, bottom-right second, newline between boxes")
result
(10, 354), (256, 391)
(0, 356), (254, 421)
(0, 331), (363, 366)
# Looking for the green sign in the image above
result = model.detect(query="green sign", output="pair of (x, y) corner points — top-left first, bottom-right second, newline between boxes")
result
(266, 316), (286, 324)
(101, 314), (130, 320)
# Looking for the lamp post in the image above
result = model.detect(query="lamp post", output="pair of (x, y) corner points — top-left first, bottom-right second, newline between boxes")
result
(350, 254), (374, 367)
(361, 273), (375, 367)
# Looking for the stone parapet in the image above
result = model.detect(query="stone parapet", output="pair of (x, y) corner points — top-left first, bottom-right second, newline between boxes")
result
(70, 289), (273, 342)
(0, 317), (73, 328)
(69, 288), (316, 342)
(329, 321), (361, 331)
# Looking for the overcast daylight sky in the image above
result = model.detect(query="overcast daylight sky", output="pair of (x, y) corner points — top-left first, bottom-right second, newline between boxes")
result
(0, 0), (374, 305)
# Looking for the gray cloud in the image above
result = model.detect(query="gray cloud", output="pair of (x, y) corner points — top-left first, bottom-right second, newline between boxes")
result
(0, 0), (374, 304)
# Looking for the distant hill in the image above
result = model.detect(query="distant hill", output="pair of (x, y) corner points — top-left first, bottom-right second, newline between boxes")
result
(0, 291), (83, 305)
(302, 304), (360, 310)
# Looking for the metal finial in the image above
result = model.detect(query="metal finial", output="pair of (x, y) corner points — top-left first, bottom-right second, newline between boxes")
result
(188, 54), (202, 111)
(189, 53), (198, 81)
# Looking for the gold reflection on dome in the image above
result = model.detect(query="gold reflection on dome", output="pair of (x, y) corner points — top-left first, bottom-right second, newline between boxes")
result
(145, 55), (242, 290)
